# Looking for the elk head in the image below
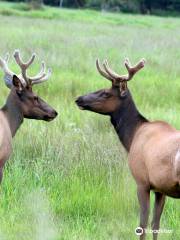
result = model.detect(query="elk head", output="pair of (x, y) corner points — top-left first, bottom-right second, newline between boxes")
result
(76, 58), (145, 115)
(0, 50), (57, 121)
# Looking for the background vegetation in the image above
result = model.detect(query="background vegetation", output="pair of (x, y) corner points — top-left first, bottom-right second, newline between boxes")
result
(2, 0), (180, 15)
(0, 1), (179, 240)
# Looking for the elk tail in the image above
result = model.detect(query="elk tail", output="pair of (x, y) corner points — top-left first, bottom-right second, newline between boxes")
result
(174, 149), (180, 183)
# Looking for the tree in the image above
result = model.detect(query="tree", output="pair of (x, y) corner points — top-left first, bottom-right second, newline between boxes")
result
(27, 0), (43, 9)
(59, 0), (63, 7)
(3, 0), (180, 12)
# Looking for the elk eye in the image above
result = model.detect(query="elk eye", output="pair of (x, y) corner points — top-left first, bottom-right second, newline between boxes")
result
(16, 90), (23, 98)
(104, 92), (111, 98)
(34, 96), (39, 102)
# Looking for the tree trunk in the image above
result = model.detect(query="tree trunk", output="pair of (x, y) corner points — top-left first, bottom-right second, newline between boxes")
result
(59, 0), (63, 8)
(75, 0), (84, 8)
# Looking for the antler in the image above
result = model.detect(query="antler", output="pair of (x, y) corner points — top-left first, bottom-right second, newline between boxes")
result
(14, 50), (52, 86)
(13, 50), (35, 84)
(96, 58), (146, 83)
(96, 59), (114, 82)
(0, 50), (52, 88)
(0, 53), (17, 88)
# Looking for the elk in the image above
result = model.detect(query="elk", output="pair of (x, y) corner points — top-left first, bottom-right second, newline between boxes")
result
(76, 58), (180, 240)
(0, 50), (57, 183)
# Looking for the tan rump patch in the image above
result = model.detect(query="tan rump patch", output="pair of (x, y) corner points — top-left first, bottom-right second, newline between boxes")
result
(174, 149), (180, 178)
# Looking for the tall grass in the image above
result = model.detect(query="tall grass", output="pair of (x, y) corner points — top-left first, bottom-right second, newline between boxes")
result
(0, 2), (180, 240)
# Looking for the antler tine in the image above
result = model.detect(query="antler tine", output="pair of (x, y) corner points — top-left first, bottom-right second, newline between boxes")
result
(4, 53), (9, 62)
(14, 49), (36, 83)
(14, 49), (36, 68)
(103, 60), (124, 80)
(31, 68), (52, 85)
(124, 58), (146, 81)
(96, 59), (114, 82)
(28, 62), (46, 82)
(0, 53), (16, 88)
(0, 54), (11, 74)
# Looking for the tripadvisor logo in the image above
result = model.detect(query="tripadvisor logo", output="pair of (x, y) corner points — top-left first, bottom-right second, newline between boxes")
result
(135, 227), (143, 236)
(135, 227), (172, 236)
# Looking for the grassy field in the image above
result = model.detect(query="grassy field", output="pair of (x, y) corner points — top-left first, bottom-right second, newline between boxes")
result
(0, 1), (180, 240)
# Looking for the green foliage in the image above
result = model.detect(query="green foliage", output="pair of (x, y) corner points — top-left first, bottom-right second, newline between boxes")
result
(85, 0), (140, 13)
(2, 0), (180, 13)
(27, 0), (43, 9)
(14, 2), (33, 11)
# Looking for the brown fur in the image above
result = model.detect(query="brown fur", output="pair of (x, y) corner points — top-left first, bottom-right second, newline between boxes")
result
(76, 58), (180, 240)
(0, 75), (57, 183)
(0, 111), (12, 168)
(129, 121), (180, 197)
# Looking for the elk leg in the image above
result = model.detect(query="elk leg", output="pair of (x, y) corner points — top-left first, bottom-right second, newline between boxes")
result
(151, 192), (166, 240)
(0, 167), (3, 183)
(137, 186), (150, 240)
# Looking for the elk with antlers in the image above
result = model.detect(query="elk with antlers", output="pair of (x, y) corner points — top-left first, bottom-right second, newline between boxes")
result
(76, 58), (180, 240)
(0, 50), (57, 182)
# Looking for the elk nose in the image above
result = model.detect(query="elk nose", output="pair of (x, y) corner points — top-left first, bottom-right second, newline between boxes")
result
(75, 96), (83, 105)
(53, 110), (58, 117)
(50, 110), (58, 119)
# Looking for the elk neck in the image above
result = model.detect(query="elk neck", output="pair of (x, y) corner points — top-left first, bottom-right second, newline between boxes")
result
(110, 91), (148, 152)
(1, 90), (24, 137)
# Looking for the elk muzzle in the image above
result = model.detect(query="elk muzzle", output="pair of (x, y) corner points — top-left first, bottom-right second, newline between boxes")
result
(43, 110), (58, 121)
(76, 96), (85, 110)
(75, 96), (92, 110)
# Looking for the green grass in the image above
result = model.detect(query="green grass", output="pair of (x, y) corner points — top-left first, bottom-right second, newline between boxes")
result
(0, 1), (180, 240)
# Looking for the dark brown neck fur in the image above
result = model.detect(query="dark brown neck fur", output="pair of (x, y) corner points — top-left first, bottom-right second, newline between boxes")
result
(110, 91), (148, 152)
(1, 90), (23, 137)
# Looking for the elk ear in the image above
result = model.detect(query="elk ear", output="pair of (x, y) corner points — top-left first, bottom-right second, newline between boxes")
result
(120, 90), (127, 97)
(119, 82), (128, 97)
(12, 75), (24, 92)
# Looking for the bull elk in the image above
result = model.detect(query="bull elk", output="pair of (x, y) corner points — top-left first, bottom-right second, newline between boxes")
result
(76, 58), (180, 240)
(0, 50), (57, 183)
